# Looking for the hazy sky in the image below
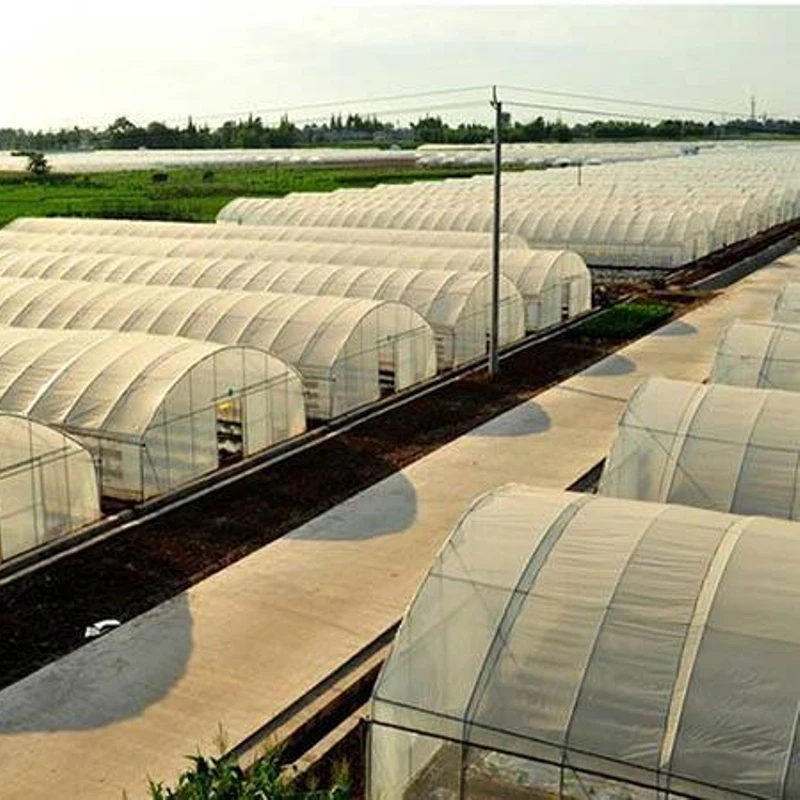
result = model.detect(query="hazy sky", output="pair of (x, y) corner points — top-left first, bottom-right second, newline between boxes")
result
(2, 2), (798, 131)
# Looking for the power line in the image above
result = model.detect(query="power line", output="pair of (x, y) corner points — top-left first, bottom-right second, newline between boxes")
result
(504, 99), (675, 124)
(287, 99), (490, 127)
(166, 86), (491, 125)
(499, 84), (744, 119)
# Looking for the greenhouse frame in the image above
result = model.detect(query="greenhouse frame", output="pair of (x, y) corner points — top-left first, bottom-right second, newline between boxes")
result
(0, 414), (100, 562)
(0, 252), (522, 370)
(6, 215), (531, 251)
(370, 484), (800, 800)
(709, 319), (800, 393)
(0, 327), (306, 501)
(598, 377), (800, 519)
(0, 277), (435, 419)
(0, 231), (591, 332)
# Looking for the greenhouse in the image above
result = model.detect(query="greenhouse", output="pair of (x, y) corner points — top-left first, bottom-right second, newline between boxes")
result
(207, 145), (800, 268)
(0, 232), (591, 331)
(0, 328), (306, 501)
(0, 251), (522, 370)
(211, 194), (715, 268)
(6, 215), (531, 251)
(370, 484), (800, 800)
(0, 278), (435, 419)
(0, 414), (100, 562)
(598, 376), (800, 519)
(709, 319), (800, 393)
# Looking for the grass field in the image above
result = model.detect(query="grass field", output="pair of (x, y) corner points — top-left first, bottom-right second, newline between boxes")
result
(0, 163), (496, 228)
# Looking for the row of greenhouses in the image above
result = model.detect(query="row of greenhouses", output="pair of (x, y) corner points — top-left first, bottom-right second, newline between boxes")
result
(0, 249), (519, 371)
(5, 215), (528, 252)
(216, 145), (800, 267)
(0, 277), (436, 419)
(0, 223), (593, 331)
(0, 210), (594, 563)
(0, 139), (742, 175)
(371, 254), (800, 799)
(0, 326), (306, 561)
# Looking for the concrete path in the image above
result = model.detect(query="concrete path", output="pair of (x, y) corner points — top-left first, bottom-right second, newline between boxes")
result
(0, 255), (796, 799)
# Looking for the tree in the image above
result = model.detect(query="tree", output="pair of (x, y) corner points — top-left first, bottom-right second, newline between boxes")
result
(411, 115), (446, 143)
(106, 116), (146, 148)
(11, 150), (50, 176)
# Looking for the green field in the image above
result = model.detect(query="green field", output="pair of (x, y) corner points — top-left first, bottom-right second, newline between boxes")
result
(0, 163), (497, 228)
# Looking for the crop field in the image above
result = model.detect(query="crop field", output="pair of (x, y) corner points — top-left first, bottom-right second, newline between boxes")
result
(0, 162), (495, 228)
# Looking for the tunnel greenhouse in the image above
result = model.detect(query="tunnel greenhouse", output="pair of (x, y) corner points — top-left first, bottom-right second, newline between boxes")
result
(370, 485), (800, 799)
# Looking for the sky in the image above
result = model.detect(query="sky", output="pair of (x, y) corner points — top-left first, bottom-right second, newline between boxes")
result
(1, 1), (798, 131)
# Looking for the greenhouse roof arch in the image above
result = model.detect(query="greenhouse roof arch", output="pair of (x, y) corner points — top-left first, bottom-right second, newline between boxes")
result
(0, 231), (589, 333)
(0, 249), (490, 369)
(709, 318), (800, 394)
(598, 376), (800, 519)
(0, 327), (306, 500)
(0, 277), (435, 419)
(5, 216), (530, 251)
(371, 484), (800, 800)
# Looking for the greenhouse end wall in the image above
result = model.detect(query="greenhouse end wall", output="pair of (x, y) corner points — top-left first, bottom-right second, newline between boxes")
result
(0, 417), (100, 562)
(92, 350), (305, 501)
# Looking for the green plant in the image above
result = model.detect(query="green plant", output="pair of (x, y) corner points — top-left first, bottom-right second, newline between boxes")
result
(570, 302), (673, 341)
(147, 745), (351, 800)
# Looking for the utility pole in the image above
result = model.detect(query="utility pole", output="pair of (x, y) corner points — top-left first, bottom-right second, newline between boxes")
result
(489, 85), (502, 380)
(750, 95), (756, 121)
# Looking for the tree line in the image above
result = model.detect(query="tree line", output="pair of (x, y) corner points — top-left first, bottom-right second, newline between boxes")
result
(2, 111), (799, 152)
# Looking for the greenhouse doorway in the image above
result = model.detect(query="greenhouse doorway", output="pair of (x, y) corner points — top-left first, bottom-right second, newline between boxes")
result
(216, 392), (244, 467)
(379, 337), (400, 398)
(561, 282), (571, 321)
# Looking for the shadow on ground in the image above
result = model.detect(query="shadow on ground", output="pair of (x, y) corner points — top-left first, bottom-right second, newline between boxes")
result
(652, 320), (698, 337)
(469, 401), (551, 437)
(0, 593), (192, 732)
(580, 354), (637, 377)
(292, 468), (417, 541)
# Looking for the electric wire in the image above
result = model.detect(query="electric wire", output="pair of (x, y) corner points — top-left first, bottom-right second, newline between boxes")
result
(499, 84), (745, 119)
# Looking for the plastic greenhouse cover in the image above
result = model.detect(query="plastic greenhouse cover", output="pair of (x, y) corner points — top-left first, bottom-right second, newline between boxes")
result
(599, 376), (800, 520)
(371, 485), (800, 799)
